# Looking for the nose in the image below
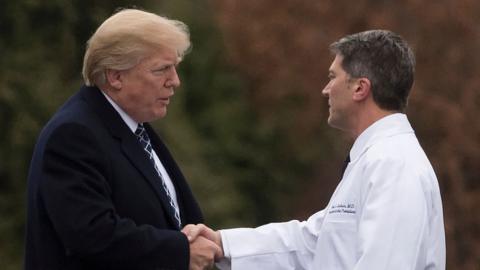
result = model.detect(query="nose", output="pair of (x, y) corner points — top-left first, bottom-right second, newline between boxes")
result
(322, 83), (330, 97)
(166, 67), (181, 88)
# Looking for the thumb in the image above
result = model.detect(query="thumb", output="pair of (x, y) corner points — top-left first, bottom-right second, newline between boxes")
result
(181, 224), (198, 242)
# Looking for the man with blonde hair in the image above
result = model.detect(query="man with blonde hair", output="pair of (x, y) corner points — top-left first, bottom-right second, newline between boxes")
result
(25, 8), (219, 270)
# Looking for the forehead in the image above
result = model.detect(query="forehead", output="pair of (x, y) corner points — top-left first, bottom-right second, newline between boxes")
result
(329, 54), (345, 72)
(142, 48), (178, 66)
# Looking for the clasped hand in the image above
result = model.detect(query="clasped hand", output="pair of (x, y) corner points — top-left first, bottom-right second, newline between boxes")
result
(182, 224), (223, 270)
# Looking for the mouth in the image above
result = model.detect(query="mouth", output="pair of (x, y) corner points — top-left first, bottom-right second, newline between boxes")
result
(158, 97), (171, 105)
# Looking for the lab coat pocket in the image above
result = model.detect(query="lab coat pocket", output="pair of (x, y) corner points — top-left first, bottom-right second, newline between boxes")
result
(323, 216), (357, 241)
(316, 217), (358, 269)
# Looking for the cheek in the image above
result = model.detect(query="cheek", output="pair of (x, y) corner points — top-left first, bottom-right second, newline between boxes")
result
(329, 85), (338, 100)
(146, 77), (161, 87)
(123, 91), (143, 106)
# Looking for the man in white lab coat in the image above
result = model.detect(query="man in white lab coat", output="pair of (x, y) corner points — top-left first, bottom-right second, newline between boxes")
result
(184, 29), (446, 270)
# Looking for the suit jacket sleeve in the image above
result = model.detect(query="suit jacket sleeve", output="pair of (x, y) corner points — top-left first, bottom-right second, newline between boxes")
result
(40, 122), (189, 269)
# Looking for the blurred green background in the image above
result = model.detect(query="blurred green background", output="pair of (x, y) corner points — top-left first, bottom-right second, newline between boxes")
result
(1, 0), (479, 269)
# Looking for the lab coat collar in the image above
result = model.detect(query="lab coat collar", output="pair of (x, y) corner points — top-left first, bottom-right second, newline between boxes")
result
(349, 113), (414, 162)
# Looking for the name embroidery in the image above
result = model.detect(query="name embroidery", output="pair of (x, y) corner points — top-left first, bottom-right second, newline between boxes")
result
(329, 203), (356, 214)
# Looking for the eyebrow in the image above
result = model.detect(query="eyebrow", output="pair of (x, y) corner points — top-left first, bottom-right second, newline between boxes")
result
(151, 57), (178, 67)
(153, 61), (174, 67)
(150, 62), (176, 71)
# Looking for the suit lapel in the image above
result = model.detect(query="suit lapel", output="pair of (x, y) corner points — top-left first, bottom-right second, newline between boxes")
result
(79, 85), (181, 229)
(144, 124), (186, 219)
(120, 136), (181, 229)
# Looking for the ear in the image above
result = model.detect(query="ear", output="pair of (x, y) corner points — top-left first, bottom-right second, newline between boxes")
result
(352, 77), (371, 101)
(105, 69), (123, 90)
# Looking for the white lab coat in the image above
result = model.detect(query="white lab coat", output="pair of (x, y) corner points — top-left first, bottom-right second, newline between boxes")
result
(219, 113), (445, 270)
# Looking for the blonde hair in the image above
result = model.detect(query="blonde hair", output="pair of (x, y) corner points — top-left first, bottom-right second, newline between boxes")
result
(82, 8), (191, 86)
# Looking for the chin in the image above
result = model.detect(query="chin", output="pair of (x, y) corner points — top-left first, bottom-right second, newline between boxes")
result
(327, 117), (341, 129)
(327, 116), (334, 126)
(143, 112), (167, 123)
(155, 110), (168, 119)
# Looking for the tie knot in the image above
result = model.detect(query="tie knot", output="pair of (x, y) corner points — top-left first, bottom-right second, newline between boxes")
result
(135, 124), (146, 137)
(341, 154), (350, 178)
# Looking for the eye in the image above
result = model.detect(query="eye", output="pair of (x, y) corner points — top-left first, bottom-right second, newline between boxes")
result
(152, 65), (173, 74)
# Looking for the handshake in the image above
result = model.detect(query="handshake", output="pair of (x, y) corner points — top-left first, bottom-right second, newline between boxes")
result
(182, 224), (224, 270)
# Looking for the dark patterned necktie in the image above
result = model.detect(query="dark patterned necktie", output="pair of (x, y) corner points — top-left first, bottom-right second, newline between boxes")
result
(135, 124), (182, 229)
(341, 154), (350, 178)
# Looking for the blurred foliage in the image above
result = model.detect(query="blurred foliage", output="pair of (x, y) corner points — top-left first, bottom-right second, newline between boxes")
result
(1, 0), (479, 269)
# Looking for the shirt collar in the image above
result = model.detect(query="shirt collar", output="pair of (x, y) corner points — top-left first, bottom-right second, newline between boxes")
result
(349, 113), (414, 162)
(100, 91), (139, 133)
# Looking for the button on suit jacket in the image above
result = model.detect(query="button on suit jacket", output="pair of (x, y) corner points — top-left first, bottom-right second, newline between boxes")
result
(25, 85), (203, 270)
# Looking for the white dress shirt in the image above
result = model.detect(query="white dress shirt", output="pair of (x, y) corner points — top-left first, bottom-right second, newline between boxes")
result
(101, 91), (180, 214)
(219, 113), (445, 270)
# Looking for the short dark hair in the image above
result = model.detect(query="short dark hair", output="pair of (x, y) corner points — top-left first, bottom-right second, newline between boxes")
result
(330, 30), (415, 112)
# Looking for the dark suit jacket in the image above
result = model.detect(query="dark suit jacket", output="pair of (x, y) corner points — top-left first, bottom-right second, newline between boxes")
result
(24, 85), (203, 270)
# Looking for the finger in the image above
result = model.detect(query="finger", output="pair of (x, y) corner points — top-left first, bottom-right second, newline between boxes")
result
(191, 224), (211, 241)
(182, 223), (193, 230)
(181, 224), (194, 234)
(184, 224), (208, 242)
(181, 224), (200, 242)
(207, 257), (215, 270)
(195, 224), (217, 242)
(210, 238), (224, 261)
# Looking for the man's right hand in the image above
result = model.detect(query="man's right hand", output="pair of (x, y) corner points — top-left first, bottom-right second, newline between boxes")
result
(182, 224), (222, 249)
(189, 236), (222, 270)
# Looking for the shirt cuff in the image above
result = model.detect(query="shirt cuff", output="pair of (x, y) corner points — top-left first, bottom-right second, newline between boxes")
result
(220, 230), (231, 258)
(216, 230), (232, 269)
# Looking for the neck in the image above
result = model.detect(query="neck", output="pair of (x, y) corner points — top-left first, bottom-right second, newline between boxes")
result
(349, 103), (397, 139)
